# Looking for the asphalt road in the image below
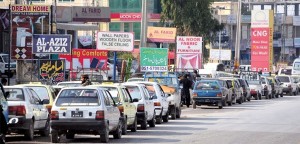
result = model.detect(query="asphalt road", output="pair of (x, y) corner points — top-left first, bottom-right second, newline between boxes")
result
(6, 96), (300, 144)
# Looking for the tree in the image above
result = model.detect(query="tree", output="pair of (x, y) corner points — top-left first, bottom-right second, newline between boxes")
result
(160, 0), (224, 62)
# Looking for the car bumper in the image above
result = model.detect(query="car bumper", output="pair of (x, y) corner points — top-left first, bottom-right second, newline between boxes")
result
(50, 119), (106, 132)
(282, 87), (292, 93)
(7, 116), (31, 131)
(136, 112), (146, 121)
(193, 97), (222, 105)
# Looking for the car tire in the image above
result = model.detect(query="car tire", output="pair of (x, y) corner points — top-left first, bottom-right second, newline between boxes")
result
(280, 92), (283, 97)
(40, 119), (50, 136)
(130, 116), (137, 132)
(100, 125), (109, 143)
(24, 121), (34, 141)
(122, 117), (128, 135)
(66, 133), (75, 139)
(255, 94), (258, 100)
(148, 112), (156, 127)
(162, 112), (169, 122)
(171, 107), (176, 120)
(258, 93), (262, 100)
(218, 105), (223, 109)
(176, 107), (181, 118)
(51, 130), (60, 143)
(113, 122), (122, 139)
(141, 118), (147, 130)
(156, 112), (162, 124)
(238, 97), (242, 104)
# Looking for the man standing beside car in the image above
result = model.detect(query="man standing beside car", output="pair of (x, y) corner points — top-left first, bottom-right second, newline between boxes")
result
(180, 74), (193, 108)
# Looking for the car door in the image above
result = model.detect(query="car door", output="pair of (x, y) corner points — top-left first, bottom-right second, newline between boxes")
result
(103, 90), (119, 130)
(121, 87), (135, 124)
(25, 88), (42, 129)
(234, 80), (241, 98)
(141, 86), (153, 120)
(290, 77), (297, 92)
(29, 88), (48, 127)
(157, 84), (168, 114)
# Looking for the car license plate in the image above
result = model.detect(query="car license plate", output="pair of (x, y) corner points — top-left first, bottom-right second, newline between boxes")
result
(205, 99), (210, 102)
(71, 111), (83, 117)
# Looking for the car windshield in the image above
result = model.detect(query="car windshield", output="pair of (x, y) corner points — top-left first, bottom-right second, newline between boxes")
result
(57, 83), (81, 87)
(195, 81), (220, 90)
(27, 86), (49, 100)
(126, 86), (142, 100)
(101, 87), (121, 103)
(276, 76), (290, 82)
(56, 89), (100, 106)
(294, 62), (300, 70)
(2, 55), (16, 63)
(5, 88), (24, 101)
(247, 80), (260, 85)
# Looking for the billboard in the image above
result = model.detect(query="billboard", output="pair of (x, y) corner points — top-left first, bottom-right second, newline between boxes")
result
(10, 5), (51, 60)
(59, 49), (108, 70)
(176, 36), (202, 53)
(32, 34), (72, 54)
(147, 27), (176, 43)
(140, 48), (168, 72)
(72, 6), (111, 22)
(97, 32), (134, 51)
(176, 53), (201, 71)
(39, 60), (65, 84)
(209, 49), (231, 61)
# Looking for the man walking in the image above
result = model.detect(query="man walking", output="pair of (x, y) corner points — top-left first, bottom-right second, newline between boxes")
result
(179, 74), (193, 108)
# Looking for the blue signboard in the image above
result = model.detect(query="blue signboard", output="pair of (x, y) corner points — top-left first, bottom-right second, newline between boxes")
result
(32, 34), (72, 54)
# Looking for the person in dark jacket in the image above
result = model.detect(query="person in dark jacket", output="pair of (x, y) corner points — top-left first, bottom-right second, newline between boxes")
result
(81, 74), (92, 86)
(179, 74), (193, 108)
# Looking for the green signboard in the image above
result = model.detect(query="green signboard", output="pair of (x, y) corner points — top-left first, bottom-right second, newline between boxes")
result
(140, 47), (168, 72)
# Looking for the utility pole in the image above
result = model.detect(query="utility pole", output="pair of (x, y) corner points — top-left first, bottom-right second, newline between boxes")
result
(218, 10), (222, 63)
(234, 0), (242, 69)
(140, 0), (148, 48)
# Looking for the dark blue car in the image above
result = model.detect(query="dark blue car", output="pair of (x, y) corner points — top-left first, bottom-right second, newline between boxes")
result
(192, 79), (226, 109)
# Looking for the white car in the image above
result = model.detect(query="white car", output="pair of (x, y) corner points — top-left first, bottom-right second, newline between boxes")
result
(260, 76), (273, 99)
(50, 87), (123, 143)
(247, 80), (263, 100)
(276, 75), (298, 96)
(134, 82), (169, 123)
(122, 83), (157, 126)
(4, 86), (50, 140)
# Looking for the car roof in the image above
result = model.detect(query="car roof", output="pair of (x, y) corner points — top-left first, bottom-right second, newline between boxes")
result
(122, 82), (145, 87)
(4, 85), (28, 89)
(57, 81), (81, 84)
(134, 81), (158, 85)
(19, 84), (49, 87)
(61, 87), (101, 90)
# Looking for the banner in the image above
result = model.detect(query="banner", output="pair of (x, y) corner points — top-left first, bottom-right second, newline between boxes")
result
(209, 49), (231, 61)
(32, 34), (72, 54)
(147, 27), (176, 43)
(140, 48), (168, 72)
(39, 60), (65, 84)
(176, 36), (202, 53)
(97, 32), (134, 51)
(72, 6), (110, 22)
(176, 53), (201, 70)
(251, 10), (271, 28)
(11, 5), (51, 60)
(59, 49), (108, 70)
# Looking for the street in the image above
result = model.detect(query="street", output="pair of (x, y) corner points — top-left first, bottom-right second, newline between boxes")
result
(5, 95), (300, 144)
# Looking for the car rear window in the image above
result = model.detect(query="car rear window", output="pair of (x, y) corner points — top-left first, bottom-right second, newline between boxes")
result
(56, 89), (100, 106)
(195, 81), (220, 90)
(27, 86), (49, 100)
(101, 87), (121, 103)
(145, 85), (157, 99)
(126, 86), (142, 100)
(276, 76), (290, 83)
(5, 88), (24, 101)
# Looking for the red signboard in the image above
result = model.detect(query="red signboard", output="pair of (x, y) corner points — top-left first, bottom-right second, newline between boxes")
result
(251, 28), (270, 72)
(59, 49), (108, 70)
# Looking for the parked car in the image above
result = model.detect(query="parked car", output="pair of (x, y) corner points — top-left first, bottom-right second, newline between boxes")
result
(122, 83), (157, 127)
(4, 86), (50, 140)
(0, 53), (17, 78)
(247, 80), (262, 100)
(192, 79), (228, 109)
(134, 82), (170, 121)
(275, 75), (298, 96)
(217, 79), (233, 106)
(267, 77), (282, 98)
(0, 83), (8, 143)
(275, 78), (284, 97)
(219, 78), (243, 104)
(291, 76), (300, 93)
(260, 76), (273, 99)
(50, 87), (123, 143)
(91, 83), (139, 133)
(237, 78), (251, 101)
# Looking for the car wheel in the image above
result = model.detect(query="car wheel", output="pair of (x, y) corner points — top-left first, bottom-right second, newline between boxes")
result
(258, 93), (262, 100)
(66, 133), (75, 139)
(218, 105), (223, 109)
(176, 107), (181, 118)
(140, 118), (147, 130)
(122, 117), (128, 135)
(222, 98), (228, 106)
(255, 94), (258, 100)
(156, 112), (162, 124)
(238, 97), (242, 104)
(280, 92), (283, 97)
(148, 112), (156, 127)
(130, 116), (137, 132)
(24, 121), (34, 140)
(40, 119), (50, 136)
(162, 111), (169, 122)
(100, 125), (109, 143)
(113, 122), (122, 139)
(171, 107), (176, 120)
(51, 130), (60, 143)
(247, 96), (251, 101)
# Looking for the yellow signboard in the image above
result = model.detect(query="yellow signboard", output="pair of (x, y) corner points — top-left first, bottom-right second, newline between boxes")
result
(147, 27), (176, 43)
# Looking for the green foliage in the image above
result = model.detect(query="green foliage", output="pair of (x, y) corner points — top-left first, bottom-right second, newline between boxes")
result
(118, 52), (135, 60)
(160, 0), (224, 62)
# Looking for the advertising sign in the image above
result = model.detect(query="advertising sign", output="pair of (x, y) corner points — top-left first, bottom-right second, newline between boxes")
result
(176, 36), (202, 53)
(32, 34), (72, 54)
(147, 27), (176, 43)
(176, 53), (201, 71)
(251, 10), (271, 28)
(39, 60), (65, 83)
(59, 49), (108, 70)
(11, 5), (51, 60)
(209, 49), (231, 61)
(140, 48), (168, 72)
(251, 28), (270, 72)
(72, 6), (110, 22)
(110, 13), (161, 22)
(97, 32), (134, 51)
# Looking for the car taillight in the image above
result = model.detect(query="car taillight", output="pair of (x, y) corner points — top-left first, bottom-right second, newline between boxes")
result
(46, 105), (52, 113)
(154, 102), (161, 106)
(96, 110), (105, 120)
(8, 106), (26, 116)
(118, 105), (124, 113)
(217, 93), (222, 97)
(192, 93), (197, 97)
(137, 104), (144, 112)
(51, 111), (59, 120)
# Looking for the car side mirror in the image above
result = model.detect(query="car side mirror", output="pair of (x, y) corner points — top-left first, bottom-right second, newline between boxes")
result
(42, 99), (49, 105)
(4, 91), (9, 99)
(132, 98), (139, 102)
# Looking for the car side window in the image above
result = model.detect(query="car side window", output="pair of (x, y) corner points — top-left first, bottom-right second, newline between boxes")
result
(101, 91), (110, 106)
(25, 89), (36, 104)
(105, 90), (115, 106)
(158, 85), (165, 97)
(29, 89), (41, 103)
(121, 88), (130, 102)
(142, 87), (150, 100)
